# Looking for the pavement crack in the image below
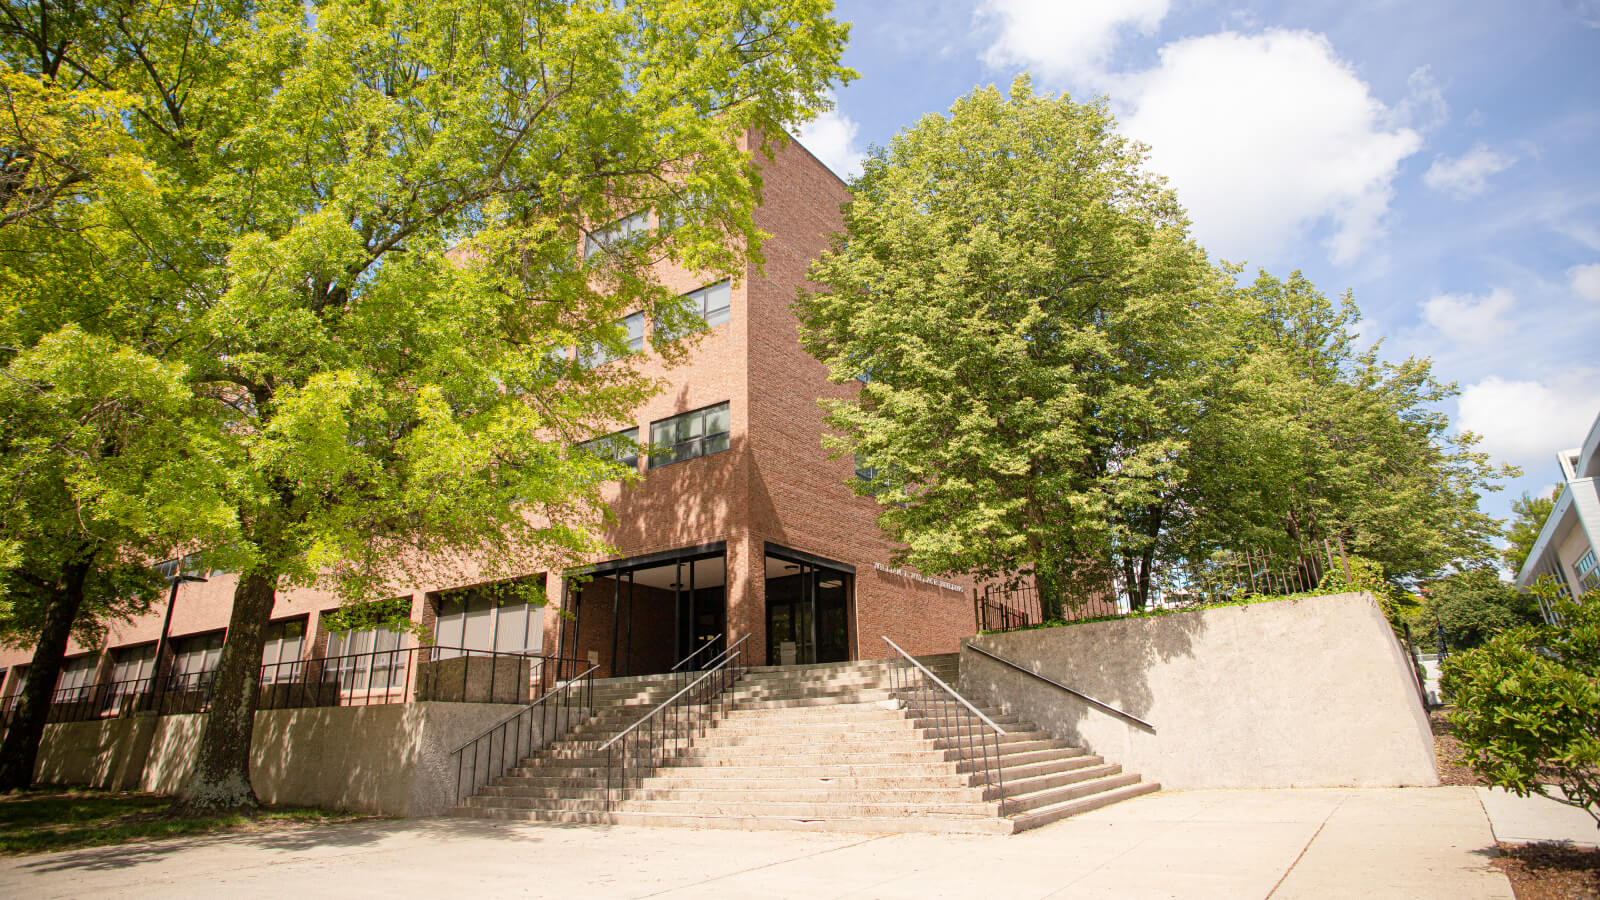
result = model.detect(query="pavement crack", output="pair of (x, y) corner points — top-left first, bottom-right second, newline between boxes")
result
(1265, 792), (1349, 899)
(629, 834), (890, 898)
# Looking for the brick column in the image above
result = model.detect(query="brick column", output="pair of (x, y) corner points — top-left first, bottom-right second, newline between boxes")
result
(726, 532), (766, 667)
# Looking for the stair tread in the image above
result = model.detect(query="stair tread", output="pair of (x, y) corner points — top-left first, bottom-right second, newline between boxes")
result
(454, 656), (1156, 835)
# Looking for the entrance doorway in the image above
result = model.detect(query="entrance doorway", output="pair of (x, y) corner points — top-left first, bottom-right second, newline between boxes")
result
(561, 546), (726, 678)
(763, 547), (853, 666)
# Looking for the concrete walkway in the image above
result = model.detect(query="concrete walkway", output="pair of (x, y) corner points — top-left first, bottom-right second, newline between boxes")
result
(0, 788), (1513, 899)
(1476, 786), (1599, 848)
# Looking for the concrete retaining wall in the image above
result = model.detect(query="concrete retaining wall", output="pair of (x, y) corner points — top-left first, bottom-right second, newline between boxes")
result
(33, 701), (584, 816)
(960, 592), (1439, 789)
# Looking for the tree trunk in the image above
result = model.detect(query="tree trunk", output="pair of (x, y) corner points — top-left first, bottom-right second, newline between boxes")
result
(0, 560), (90, 791)
(176, 569), (275, 812)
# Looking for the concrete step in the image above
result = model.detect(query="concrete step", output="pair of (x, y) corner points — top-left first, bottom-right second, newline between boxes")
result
(445, 807), (1014, 835)
(999, 771), (1142, 815)
(465, 795), (999, 819)
(1009, 781), (1161, 833)
(477, 784), (984, 805)
(978, 761), (1121, 801)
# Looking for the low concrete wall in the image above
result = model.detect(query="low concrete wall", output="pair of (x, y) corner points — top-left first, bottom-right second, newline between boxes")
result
(960, 592), (1439, 789)
(34, 701), (584, 816)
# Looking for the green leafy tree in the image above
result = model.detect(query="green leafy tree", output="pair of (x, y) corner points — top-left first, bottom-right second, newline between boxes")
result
(796, 77), (1233, 613)
(1503, 489), (1558, 578)
(0, 18), (231, 789)
(0, 0), (851, 810)
(1178, 271), (1510, 587)
(1423, 567), (1543, 651)
(1443, 577), (1599, 827)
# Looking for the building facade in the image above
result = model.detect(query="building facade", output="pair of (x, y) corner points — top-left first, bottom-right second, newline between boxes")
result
(1514, 408), (1600, 620)
(0, 135), (978, 711)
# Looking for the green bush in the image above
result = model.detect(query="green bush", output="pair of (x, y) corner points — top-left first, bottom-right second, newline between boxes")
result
(1442, 579), (1599, 827)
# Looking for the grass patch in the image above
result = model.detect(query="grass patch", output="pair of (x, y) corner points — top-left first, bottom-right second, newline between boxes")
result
(0, 788), (373, 855)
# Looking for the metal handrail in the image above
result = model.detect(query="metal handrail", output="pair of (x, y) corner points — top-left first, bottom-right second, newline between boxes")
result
(600, 635), (749, 810)
(963, 643), (1155, 731)
(452, 662), (601, 756)
(670, 633), (724, 671)
(599, 634), (750, 752)
(882, 636), (1004, 734)
(883, 635), (1007, 809)
(451, 662), (599, 805)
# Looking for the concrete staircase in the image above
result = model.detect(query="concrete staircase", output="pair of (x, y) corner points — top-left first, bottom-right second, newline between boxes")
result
(448, 654), (1158, 834)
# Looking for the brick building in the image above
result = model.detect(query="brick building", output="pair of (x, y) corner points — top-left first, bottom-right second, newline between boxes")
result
(0, 134), (978, 711)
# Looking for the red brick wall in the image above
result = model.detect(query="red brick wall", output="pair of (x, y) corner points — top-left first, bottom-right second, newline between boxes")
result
(0, 132), (979, 680)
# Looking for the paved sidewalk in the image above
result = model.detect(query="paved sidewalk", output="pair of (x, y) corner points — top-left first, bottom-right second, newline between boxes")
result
(0, 788), (1513, 899)
(1476, 786), (1599, 848)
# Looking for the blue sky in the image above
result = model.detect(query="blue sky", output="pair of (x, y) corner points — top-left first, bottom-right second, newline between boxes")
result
(796, 0), (1600, 531)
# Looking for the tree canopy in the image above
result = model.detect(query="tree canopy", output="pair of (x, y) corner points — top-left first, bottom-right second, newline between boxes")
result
(796, 77), (1511, 611)
(1502, 489), (1558, 577)
(0, 0), (853, 808)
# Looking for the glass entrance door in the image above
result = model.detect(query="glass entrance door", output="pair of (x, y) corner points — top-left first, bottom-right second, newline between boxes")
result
(764, 552), (852, 666)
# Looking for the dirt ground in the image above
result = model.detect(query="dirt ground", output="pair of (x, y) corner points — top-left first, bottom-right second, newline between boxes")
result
(1431, 708), (1598, 900)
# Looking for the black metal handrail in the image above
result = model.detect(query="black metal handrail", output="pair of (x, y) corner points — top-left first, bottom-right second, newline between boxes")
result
(2, 646), (588, 726)
(963, 643), (1155, 731)
(883, 636), (1007, 808)
(600, 634), (749, 810)
(451, 662), (599, 805)
(669, 632), (725, 694)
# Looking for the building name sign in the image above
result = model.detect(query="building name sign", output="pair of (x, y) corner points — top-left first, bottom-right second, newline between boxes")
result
(873, 562), (965, 594)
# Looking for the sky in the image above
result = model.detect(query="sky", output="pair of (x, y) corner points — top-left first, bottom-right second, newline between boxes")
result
(795, 0), (1600, 532)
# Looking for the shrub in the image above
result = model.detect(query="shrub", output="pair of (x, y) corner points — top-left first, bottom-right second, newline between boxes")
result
(1442, 580), (1599, 827)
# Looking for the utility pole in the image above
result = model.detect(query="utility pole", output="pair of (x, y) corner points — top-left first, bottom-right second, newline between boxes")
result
(143, 565), (208, 710)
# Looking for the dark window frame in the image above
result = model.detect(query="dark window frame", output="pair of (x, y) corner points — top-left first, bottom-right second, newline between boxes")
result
(649, 402), (731, 469)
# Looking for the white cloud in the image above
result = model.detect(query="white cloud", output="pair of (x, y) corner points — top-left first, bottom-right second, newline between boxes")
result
(1458, 371), (1600, 464)
(797, 100), (866, 181)
(1571, 262), (1600, 302)
(1393, 66), (1449, 133)
(1421, 287), (1516, 345)
(1423, 144), (1517, 198)
(1112, 30), (1422, 265)
(977, 0), (1170, 82)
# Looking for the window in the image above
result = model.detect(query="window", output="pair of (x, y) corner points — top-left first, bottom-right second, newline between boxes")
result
(853, 453), (877, 482)
(577, 427), (640, 472)
(169, 631), (225, 692)
(261, 618), (307, 684)
(325, 607), (410, 692)
(584, 210), (649, 259)
(1577, 550), (1600, 592)
(622, 311), (645, 352)
(55, 654), (98, 702)
(658, 191), (708, 235)
(434, 584), (544, 658)
(153, 552), (216, 580)
(109, 644), (156, 706)
(650, 402), (730, 468)
(578, 312), (645, 369)
(685, 281), (731, 327)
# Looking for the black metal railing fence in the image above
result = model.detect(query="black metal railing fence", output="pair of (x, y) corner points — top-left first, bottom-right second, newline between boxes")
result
(0, 646), (588, 727)
(977, 545), (1351, 634)
(452, 662), (599, 805)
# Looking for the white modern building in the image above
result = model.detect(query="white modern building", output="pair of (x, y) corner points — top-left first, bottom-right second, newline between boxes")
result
(1515, 408), (1600, 620)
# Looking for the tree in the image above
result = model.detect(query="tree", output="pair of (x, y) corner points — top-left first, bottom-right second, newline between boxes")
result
(0, 14), (227, 789)
(1503, 489), (1558, 578)
(0, 330), (205, 789)
(1174, 270), (1510, 588)
(0, 0), (851, 810)
(1443, 578), (1599, 827)
(796, 77), (1232, 613)
(1423, 567), (1543, 651)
